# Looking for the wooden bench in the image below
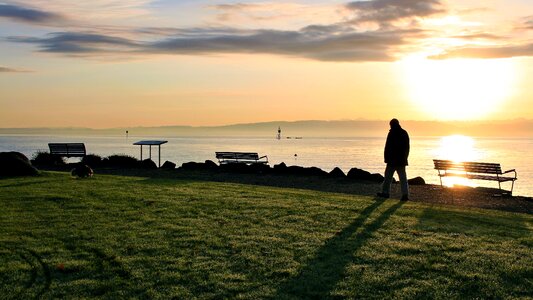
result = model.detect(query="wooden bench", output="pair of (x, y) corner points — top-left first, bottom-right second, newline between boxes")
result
(433, 159), (517, 194)
(48, 143), (86, 158)
(215, 152), (268, 165)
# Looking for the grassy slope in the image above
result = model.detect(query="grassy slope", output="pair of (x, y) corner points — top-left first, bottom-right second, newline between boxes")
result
(0, 172), (532, 299)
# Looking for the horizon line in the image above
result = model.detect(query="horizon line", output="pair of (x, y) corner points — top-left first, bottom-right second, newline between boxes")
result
(1, 118), (533, 131)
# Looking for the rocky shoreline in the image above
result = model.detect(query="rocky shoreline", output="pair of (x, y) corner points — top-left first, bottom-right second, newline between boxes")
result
(1, 151), (532, 214)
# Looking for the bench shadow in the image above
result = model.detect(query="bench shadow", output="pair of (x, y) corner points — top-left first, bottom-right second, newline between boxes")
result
(273, 198), (405, 299)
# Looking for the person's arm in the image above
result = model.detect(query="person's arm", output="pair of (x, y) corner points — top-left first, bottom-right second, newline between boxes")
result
(384, 131), (392, 163)
(404, 131), (410, 161)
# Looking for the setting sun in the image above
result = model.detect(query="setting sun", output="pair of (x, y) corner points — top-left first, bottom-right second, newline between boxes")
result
(401, 57), (517, 120)
(433, 135), (481, 187)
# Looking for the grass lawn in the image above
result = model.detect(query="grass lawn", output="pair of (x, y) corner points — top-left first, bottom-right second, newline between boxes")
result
(1, 172), (532, 299)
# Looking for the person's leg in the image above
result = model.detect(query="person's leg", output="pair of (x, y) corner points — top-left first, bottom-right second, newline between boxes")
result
(397, 166), (409, 199)
(380, 164), (395, 196)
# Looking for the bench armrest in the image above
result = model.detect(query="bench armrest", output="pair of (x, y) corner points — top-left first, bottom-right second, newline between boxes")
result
(258, 155), (268, 161)
(502, 169), (516, 175)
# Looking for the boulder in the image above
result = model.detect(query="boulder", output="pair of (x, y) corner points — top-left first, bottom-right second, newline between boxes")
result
(204, 160), (218, 170)
(329, 167), (346, 178)
(140, 159), (157, 169)
(161, 161), (176, 170)
(286, 165), (306, 176)
(219, 163), (252, 173)
(347, 167), (372, 180)
(181, 161), (213, 171)
(71, 164), (93, 178)
(408, 176), (426, 185)
(248, 163), (271, 174)
(305, 167), (328, 177)
(272, 162), (288, 174)
(347, 168), (383, 182)
(0, 152), (39, 177)
(369, 173), (385, 183)
(279, 165), (328, 177)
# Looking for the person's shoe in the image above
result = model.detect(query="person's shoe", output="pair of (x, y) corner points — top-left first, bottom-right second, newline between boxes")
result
(376, 192), (389, 198)
(400, 195), (409, 201)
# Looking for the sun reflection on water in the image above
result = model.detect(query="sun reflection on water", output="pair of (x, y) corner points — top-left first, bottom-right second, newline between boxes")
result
(434, 135), (480, 187)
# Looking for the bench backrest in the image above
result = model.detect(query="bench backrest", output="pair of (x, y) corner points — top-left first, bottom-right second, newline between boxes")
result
(48, 143), (86, 157)
(216, 152), (260, 161)
(433, 159), (502, 174)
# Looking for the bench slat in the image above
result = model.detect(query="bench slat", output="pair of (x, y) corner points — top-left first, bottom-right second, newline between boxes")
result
(433, 159), (516, 194)
(215, 152), (267, 164)
(48, 143), (86, 157)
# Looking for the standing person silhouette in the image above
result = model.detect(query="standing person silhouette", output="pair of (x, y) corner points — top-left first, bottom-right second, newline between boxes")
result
(377, 118), (410, 201)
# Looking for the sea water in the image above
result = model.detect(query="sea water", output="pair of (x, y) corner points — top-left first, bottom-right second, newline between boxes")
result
(1, 135), (531, 197)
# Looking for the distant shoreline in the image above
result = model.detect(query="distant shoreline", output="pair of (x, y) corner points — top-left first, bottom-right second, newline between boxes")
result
(0, 119), (532, 137)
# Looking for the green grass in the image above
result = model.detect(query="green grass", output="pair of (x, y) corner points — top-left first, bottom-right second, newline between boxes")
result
(0, 172), (532, 299)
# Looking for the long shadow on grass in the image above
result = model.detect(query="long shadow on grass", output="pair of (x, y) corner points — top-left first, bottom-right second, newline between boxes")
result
(134, 170), (382, 199)
(274, 198), (405, 299)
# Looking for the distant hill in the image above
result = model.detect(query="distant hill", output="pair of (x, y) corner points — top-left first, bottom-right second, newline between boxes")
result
(0, 119), (532, 137)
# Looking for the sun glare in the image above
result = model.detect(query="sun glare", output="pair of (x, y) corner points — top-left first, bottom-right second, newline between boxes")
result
(434, 135), (481, 187)
(400, 57), (516, 120)
(435, 135), (478, 162)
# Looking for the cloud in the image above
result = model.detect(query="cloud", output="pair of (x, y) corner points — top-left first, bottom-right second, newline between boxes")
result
(10, 0), (152, 21)
(0, 3), (63, 24)
(207, 2), (343, 26)
(9, 27), (418, 62)
(9, 32), (140, 54)
(0, 66), (30, 72)
(449, 33), (505, 41)
(149, 28), (413, 61)
(525, 17), (533, 30)
(429, 43), (533, 59)
(346, 0), (445, 26)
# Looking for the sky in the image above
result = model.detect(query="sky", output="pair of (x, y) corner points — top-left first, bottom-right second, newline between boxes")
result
(0, 0), (532, 128)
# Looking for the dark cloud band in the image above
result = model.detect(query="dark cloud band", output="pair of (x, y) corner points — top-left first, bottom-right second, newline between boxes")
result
(10, 27), (418, 62)
(430, 43), (533, 59)
(0, 3), (63, 24)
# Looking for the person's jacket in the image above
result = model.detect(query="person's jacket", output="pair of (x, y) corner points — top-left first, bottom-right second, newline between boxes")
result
(384, 124), (410, 166)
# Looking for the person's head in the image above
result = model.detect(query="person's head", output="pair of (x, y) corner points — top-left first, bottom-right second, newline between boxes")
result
(390, 118), (400, 129)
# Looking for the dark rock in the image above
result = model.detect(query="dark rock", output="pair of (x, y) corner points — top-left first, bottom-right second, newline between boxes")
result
(369, 173), (384, 182)
(286, 165), (306, 176)
(347, 168), (372, 180)
(347, 168), (383, 182)
(182, 161), (210, 171)
(0, 152), (39, 177)
(249, 163), (271, 174)
(204, 160), (218, 169)
(71, 164), (93, 178)
(140, 159), (157, 169)
(306, 167), (328, 176)
(219, 163), (251, 173)
(161, 161), (176, 170)
(279, 165), (328, 177)
(272, 162), (288, 174)
(329, 167), (346, 178)
(408, 176), (426, 185)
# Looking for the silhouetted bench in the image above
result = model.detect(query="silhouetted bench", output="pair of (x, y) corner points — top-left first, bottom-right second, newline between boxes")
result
(48, 143), (86, 158)
(433, 159), (517, 194)
(216, 152), (268, 165)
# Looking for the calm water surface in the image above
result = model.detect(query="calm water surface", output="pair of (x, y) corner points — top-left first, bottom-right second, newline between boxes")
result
(1, 135), (531, 197)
